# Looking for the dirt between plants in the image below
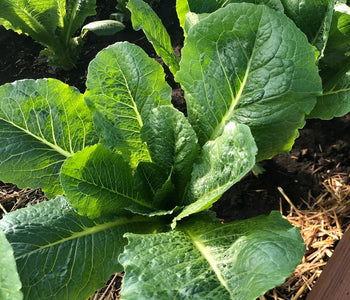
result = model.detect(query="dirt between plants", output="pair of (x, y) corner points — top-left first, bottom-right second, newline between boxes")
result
(0, 0), (349, 299)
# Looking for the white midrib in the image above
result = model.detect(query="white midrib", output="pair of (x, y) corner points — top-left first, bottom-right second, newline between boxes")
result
(0, 117), (72, 158)
(16, 216), (147, 259)
(209, 11), (263, 142)
(186, 229), (231, 295)
(114, 59), (144, 128)
(209, 49), (253, 142)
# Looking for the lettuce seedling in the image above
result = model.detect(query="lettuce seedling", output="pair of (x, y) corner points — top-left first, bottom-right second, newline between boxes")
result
(0, 0), (125, 70)
(0, 3), (323, 299)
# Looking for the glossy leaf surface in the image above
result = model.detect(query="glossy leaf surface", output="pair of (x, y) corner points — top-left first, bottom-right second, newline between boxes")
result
(85, 42), (172, 168)
(141, 106), (199, 207)
(61, 144), (154, 218)
(173, 122), (257, 226)
(120, 211), (305, 300)
(0, 228), (23, 300)
(0, 196), (165, 300)
(127, 0), (180, 75)
(0, 79), (97, 197)
(280, 0), (335, 55)
(176, 3), (322, 161)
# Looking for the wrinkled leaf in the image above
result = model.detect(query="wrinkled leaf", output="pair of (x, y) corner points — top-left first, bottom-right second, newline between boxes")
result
(173, 122), (257, 226)
(0, 79), (97, 198)
(312, 3), (350, 118)
(319, 4), (350, 87)
(309, 72), (350, 119)
(0, 0), (59, 44)
(61, 144), (153, 219)
(127, 0), (180, 75)
(280, 0), (335, 56)
(141, 106), (199, 207)
(120, 211), (305, 300)
(176, 3), (322, 161)
(0, 196), (165, 300)
(177, 0), (284, 35)
(85, 42), (172, 168)
(0, 228), (23, 300)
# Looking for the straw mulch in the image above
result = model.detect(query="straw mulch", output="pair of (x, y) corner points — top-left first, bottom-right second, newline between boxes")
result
(262, 174), (350, 300)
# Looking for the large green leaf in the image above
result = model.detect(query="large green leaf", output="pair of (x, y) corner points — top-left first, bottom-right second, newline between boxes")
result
(311, 3), (350, 118)
(280, 0), (335, 55)
(176, 3), (322, 161)
(0, 79), (97, 198)
(172, 122), (257, 226)
(0, 0), (59, 45)
(140, 106), (199, 207)
(176, 0), (284, 36)
(85, 42), (172, 168)
(127, 0), (180, 75)
(0, 196), (165, 300)
(61, 144), (154, 219)
(0, 228), (23, 300)
(309, 72), (350, 119)
(120, 211), (305, 300)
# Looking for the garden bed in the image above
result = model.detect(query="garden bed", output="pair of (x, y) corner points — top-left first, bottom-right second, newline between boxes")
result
(0, 1), (349, 299)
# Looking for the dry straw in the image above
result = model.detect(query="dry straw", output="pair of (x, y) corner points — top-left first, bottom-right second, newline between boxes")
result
(261, 174), (350, 300)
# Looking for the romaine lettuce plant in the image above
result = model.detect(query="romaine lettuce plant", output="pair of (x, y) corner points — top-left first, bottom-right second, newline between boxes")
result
(128, 0), (350, 122)
(0, 2), (324, 299)
(0, 0), (125, 70)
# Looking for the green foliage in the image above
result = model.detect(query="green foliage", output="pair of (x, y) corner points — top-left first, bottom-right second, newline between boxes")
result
(0, 0), (125, 69)
(280, 0), (335, 56)
(176, 3), (321, 161)
(120, 212), (304, 300)
(127, 0), (180, 74)
(0, 79), (97, 198)
(0, 196), (165, 299)
(0, 228), (22, 300)
(132, 0), (350, 125)
(310, 2), (350, 119)
(0, 2), (333, 299)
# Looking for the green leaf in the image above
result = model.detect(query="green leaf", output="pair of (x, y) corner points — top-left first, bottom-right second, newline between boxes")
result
(177, 0), (284, 35)
(181, 0), (284, 14)
(176, 3), (322, 161)
(280, 0), (335, 56)
(85, 42), (172, 168)
(0, 228), (23, 300)
(311, 3), (350, 119)
(0, 0), (59, 44)
(318, 4), (350, 90)
(0, 79), (97, 198)
(61, 144), (154, 219)
(141, 106), (199, 207)
(127, 0), (180, 75)
(82, 20), (125, 36)
(184, 12), (210, 36)
(120, 211), (305, 300)
(176, 0), (190, 34)
(172, 122), (257, 226)
(0, 196), (165, 300)
(59, 0), (96, 38)
(309, 72), (350, 119)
